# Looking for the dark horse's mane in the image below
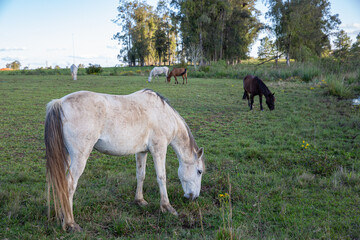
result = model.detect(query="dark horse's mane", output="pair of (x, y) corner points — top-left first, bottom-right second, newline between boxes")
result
(255, 77), (271, 96)
(142, 89), (199, 152)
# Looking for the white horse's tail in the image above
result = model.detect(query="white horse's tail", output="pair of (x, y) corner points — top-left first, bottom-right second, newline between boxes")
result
(45, 99), (71, 230)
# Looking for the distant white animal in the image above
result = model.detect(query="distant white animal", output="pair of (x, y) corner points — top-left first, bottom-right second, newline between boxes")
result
(70, 64), (78, 80)
(148, 67), (169, 83)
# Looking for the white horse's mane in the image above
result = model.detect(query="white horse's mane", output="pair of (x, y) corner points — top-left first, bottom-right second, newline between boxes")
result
(142, 89), (198, 151)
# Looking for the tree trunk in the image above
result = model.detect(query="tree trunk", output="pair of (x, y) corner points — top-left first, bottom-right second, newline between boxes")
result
(219, 10), (225, 60)
(286, 51), (290, 66)
(199, 31), (203, 66)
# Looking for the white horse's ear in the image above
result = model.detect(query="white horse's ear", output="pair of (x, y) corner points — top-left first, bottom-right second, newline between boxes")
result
(197, 147), (204, 159)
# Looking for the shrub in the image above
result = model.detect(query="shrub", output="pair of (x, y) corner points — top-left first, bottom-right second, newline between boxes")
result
(86, 64), (103, 74)
(301, 67), (320, 82)
(199, 65), (210, 72)
(119, 71), (135, 76)
(191, 71), (206, 78)
(325, 75), (353, 98)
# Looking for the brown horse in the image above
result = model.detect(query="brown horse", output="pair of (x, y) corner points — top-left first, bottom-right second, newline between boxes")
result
(242, 75), (275, 111)
(167, 68), (187, 84)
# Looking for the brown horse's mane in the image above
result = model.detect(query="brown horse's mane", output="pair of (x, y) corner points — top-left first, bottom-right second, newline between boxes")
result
(142, 89), (198, 152)
(255, 77), (272, 96)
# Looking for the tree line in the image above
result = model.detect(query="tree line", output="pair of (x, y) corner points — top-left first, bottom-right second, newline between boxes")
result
(113, 0), (359, 67)
(113, 0), (262, 66)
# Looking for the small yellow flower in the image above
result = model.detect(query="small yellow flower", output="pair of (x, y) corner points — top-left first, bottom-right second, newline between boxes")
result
(310, 87), (315, 90)
(302, 145), (304, 148)
(303, 140), (305, 143)
(305, 146), (308, 149)
(219, 194), (224, 198)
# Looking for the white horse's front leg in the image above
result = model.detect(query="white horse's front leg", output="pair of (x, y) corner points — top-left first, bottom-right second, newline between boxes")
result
(135, 152), (148, 206)
(151, 148), (178, 216)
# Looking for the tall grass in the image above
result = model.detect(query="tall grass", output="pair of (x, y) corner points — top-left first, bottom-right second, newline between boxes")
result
(325, 75), (353, 98)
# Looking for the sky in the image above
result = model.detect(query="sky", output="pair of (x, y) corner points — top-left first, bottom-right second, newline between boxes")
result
(0, 0), (359, 69)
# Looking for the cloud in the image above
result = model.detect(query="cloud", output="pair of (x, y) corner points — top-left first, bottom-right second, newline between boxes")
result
(68, 54), (111, 60)
(341, 23), (360, 30)
(340, 23), (360, 34)
(106, 45), (120, 49)
(1, 56), (26, 61)
(46, 47), (67, 51)
(0, 47), (26, 52)
(1, 57), (16, 61)
(339, 22), (360, 41)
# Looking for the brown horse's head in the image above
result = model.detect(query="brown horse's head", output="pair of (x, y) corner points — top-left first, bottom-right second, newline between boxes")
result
(265, 93), (275, 110)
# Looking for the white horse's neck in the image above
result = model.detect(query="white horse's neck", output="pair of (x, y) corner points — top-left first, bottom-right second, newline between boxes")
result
(170, 118), (196, 164)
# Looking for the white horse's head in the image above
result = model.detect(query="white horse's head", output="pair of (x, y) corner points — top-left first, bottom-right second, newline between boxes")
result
(178, 147), (204, 200)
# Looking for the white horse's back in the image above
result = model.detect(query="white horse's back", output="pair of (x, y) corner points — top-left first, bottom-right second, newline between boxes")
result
(60, 90), (177, 155)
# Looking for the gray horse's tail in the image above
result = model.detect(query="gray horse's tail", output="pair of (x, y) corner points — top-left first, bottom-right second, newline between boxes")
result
(45, 99), (71, 230)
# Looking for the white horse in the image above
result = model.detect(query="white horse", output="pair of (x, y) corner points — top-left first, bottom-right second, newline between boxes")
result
(148, 67), (169, 82)
(70, 64), (78, 80)
(45, 89), (205, 231)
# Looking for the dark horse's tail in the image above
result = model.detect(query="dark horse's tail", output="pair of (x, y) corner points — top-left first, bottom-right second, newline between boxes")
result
(242, 92), (247, 100)
(180, 68), (187, 76)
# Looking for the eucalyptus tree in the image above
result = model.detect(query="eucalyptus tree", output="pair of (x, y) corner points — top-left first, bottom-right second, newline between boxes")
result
(156, 0), (177, 65)
(113, 0), (155, 66)
(172, 0), (260, 63)
(154, 21), (168, 65)
(265, 0), (340, 66)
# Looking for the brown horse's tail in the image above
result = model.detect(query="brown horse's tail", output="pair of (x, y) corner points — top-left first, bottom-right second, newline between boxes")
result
(180, 68), (187, 76)
(45, 99), (71, 230)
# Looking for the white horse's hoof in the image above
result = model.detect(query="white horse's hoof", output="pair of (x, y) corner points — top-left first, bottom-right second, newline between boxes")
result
(67, 223), (82, 232)
(135, 199), (148, 206)
(160, 203), (178, 216)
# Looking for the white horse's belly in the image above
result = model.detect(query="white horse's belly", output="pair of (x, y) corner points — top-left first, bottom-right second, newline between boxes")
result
(94, 138), (147, 156)
(93, 128), (149, 156)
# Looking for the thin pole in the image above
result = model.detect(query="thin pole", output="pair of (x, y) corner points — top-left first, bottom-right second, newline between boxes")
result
(72, 33), (75, 64)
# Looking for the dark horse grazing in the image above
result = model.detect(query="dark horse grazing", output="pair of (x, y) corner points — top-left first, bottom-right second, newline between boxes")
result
(242, 75), (275, 111)
(167, 68), (188, 84)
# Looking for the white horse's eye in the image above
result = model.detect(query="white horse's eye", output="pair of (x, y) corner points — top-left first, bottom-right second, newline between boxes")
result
(197, 170), (202, 175)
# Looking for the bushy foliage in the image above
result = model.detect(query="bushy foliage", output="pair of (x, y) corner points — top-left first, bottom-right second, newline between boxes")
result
(86, 64), (103, 75)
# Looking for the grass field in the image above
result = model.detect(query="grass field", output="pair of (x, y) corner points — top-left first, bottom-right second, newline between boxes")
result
(1, 73), (359, 239)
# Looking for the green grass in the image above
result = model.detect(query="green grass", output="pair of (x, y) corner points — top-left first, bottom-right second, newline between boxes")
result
(1, 74), (359, 239)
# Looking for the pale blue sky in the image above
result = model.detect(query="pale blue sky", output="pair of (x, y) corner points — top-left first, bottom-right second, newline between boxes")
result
(0, 0), (359, 69)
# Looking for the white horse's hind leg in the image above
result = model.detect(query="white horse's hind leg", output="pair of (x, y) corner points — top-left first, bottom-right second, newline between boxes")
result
(135, 152), (148, 206)
(65, 149), (92, 232)
(150, 145), (178, 216)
